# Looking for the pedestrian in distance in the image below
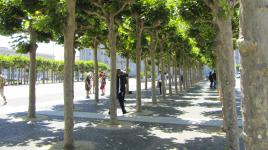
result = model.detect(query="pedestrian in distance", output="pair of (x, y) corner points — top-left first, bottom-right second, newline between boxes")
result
(85, 72), (92, 98)
(100, 72), (106, 96)
(0, 72), (7, 105)
(208, 71), (213, 88)
(157, 73), (162, 95)
(212, 71), (217, 89)
(116, 69), (127, 114)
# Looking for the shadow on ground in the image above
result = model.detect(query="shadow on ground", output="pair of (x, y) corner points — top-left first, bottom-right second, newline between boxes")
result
(0, 114), (228, 150)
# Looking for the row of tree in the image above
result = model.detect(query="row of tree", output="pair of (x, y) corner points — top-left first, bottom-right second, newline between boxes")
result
(1, 0), (266, 149)
(0, 55), (108, 84)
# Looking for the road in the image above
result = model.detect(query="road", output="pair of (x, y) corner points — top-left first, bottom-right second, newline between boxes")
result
(0, 78), (141, 114)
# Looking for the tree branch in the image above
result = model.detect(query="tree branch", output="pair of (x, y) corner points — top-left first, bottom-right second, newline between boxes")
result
(144, 20), (161, 30)
(113, 1), (131, 16)
(91, 1), (107, 16)
(83, 10), (106, 21)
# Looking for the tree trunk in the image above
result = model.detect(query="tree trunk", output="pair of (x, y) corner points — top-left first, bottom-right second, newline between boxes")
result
(144, 57), (148, 90)
(179, 65), (183, 92)
(174, 60), (178, 94)
(183, 64), (187, 90)
(27, 28), (38, 119)
(135, 20), (143, 112)
(93, 39), (99, 103)
(63, 0), (76, 149)
(160, 56), (166, 100)
(150, 33), (158, 104)
(168, 58), (172, 96)
(108, 16), (118, 123)
(126, 57), (129, 94)
(239, 1), (268, 149)
(214, 10), (240, 150)
(42, 71), (45, 84)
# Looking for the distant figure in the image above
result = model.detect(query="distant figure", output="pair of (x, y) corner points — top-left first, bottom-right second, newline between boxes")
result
(92, 72), (95, 94)
(0, 72), (7, 105)
(212, 72), (217, 89)
(157, 73), (162, 95)
(116, 69), (127, 114)
(85, 72), (92, 98)
(208, 71), (213, 88)
(164, 72), (168, 85)
(180, 74), (183, 86)
(100, 72), (106, 96)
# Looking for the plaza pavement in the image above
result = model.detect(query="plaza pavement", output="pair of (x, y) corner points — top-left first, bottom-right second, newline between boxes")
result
(0, 79), (243, 150)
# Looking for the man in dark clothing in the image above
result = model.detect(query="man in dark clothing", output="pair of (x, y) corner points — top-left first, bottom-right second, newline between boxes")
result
(116, 69), (127, 114)
(208, 72), (213, 88)
(212, 72), (217, 88)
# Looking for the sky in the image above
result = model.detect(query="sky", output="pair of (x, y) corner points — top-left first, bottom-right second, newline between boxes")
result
(0, 35), (65, 60)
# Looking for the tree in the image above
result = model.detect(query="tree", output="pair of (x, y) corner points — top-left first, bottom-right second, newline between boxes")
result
(0, 0), (53, 118)
(77, 14), (108, 103)
(78, 0), (132, 123)
(62, 0), (76, 148)
(239, 0), (268, 149)
(204, 0), (240, 149)
(143, 0), (170, 105)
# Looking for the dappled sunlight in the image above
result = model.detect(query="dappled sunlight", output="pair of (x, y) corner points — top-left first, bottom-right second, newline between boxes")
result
(148, 126), (224, 144)
(178, 106), (222, 121)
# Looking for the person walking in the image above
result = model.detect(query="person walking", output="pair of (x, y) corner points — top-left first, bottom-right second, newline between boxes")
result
(116, 69), (127, 114)
(85, 72), (92, 98)
(100, 72), (106, 96)
(212, 71), (217, 89)
(0, 72), (7, 105)
(157, 73), (162, 95)
(208, 71), (213, 88)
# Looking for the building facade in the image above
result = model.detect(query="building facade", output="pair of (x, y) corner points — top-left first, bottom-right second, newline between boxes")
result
(0, 47), (55, 59)
(79, 47), (143, 77)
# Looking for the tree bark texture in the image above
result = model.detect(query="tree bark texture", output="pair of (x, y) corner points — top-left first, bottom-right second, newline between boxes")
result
(108, 16), (118, 123)
(126, 58), (129, 94)
(174, 60), (178, 94)
(160, 43), (166, 100)
(213, 7), (240, 149)
(63, 0), (76, 148)
(135, 20), (143, 112)
(150, 32), (158, 104)
(168, 60), (172, 96)
(179, 66), (183, 92)
(144, 57), (148, 90)
(93, 40), (99, 103)
(28, 28), (37, 119)
(239, 1), (268, 149)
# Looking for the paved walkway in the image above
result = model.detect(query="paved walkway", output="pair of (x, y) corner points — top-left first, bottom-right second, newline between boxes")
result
(0, 80), (243, 150)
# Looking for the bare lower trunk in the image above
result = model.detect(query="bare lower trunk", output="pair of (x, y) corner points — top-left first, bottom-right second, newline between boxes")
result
(161, 57), (166, 100)
(183, 65), (187, 90)
(108, 17), (117, 123)
(151, 33), (158, 104)
(215, 13), (240, 150)
(126, 58), (129, 94)
(168, 61), (172, 96)
(63, 0), (76, 148)
(28, 28), (37, 119)
(42, 71), (45, 84)
(174, 60), (178, 94)
(135, 22), (143, 112)
(159, 42), (166, 99)
(93, 40), (99, 103)
(239, 1), (268, 149)
(179, 66), (183, 92)
(144, 57), (148, 90)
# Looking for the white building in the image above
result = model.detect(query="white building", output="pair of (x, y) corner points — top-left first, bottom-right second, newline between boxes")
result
(79, 47), (143, 77)
(0, 47), (55, 59)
